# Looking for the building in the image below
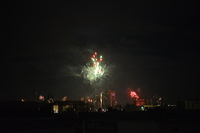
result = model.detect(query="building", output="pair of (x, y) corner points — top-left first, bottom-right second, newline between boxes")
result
(185, 100), (200, 110)
(93, 95), (99, 109)
(52, 101), (88, 114)
(103, 90), (117, 108)
(136, 99), (146, 106)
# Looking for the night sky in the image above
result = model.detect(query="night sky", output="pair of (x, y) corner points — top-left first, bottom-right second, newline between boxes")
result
(1, 1), (199, 104)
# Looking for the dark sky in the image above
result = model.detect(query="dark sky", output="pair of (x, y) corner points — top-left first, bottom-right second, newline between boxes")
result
(1, 0), (199, 104)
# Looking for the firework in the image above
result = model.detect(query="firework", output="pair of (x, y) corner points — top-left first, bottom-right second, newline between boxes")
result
(130, 91), (139, 99)
(90, 52), (103, 75)
(81, 52), (106, 84)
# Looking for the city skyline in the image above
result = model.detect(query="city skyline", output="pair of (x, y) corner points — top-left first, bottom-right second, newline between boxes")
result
(1, 1), (199, 104)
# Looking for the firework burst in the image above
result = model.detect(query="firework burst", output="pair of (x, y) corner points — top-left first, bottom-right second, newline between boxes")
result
(130, 91), (139, 99)
(81, 52), (108, 85)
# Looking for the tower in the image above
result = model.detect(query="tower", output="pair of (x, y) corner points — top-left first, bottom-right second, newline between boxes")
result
(103, 90), (116, 108)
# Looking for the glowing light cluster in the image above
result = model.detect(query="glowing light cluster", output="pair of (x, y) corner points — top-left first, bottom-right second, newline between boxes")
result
(82, 52), (106, 84)
(39, 95), (45, 101)
(130, 91), (139, 99)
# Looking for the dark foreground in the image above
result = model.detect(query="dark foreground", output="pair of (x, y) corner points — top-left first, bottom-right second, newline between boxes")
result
(1, 110), (200, 133)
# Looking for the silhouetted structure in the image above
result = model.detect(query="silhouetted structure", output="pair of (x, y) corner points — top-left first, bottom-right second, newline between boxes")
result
(52, 101), (88, 114)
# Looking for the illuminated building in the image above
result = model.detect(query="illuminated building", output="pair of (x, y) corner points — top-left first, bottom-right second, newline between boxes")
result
(93, 95), (99, 109)
(100, 92), (103, 108)
(136, 99), (146, 106)
(103, 90), (116, 108)
(52, 101), (88, 113)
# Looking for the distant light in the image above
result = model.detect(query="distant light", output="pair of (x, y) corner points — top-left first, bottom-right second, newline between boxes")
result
(62, 96), (67, 101)
(48, 98), (54, 103)
(39, 95), (45, 101)
(53, 105), (59, 113)
(21, 99), (25, 102)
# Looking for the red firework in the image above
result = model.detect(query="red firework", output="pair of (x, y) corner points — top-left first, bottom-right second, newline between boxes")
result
(130, 91), (139, 99)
